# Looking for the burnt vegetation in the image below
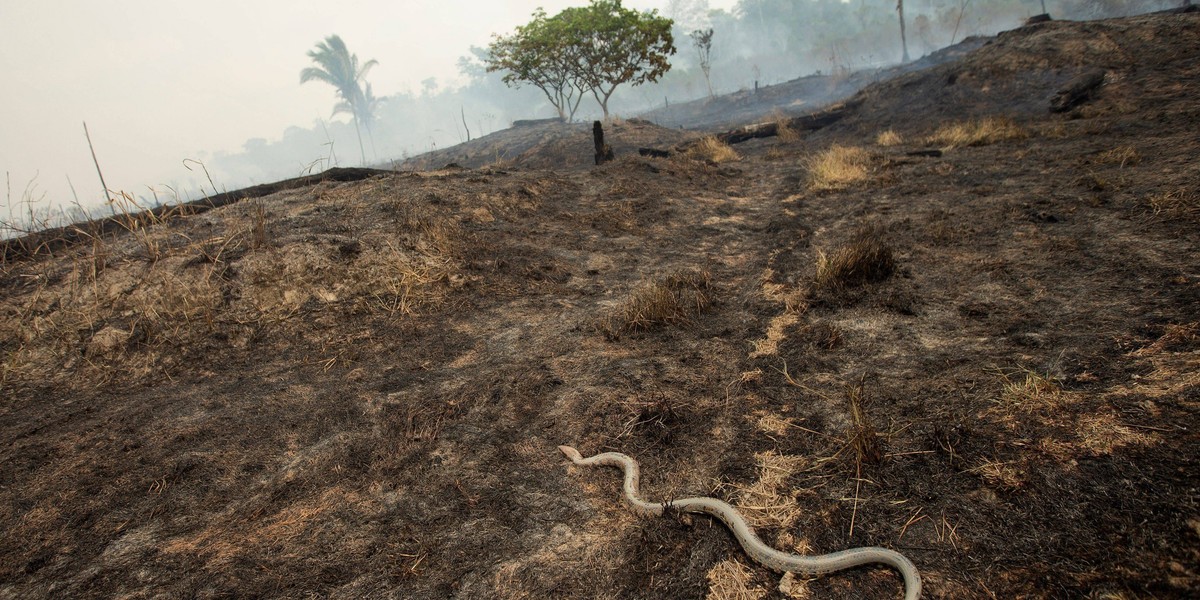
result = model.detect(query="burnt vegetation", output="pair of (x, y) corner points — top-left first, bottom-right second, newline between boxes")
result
(2, 10), (1200, 600)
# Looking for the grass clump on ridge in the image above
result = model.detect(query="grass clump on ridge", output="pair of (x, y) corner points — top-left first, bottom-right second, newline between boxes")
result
(876, 129), (903, 146)
(813, 225), (895, 291)
(927, 116), (1027, 148)
(806, 144), (875, 190)
(687, 136), (740, 163)
(598, 269), (714, 339)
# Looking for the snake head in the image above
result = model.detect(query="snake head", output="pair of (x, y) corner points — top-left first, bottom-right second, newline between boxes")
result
(558, 445), (584, 463)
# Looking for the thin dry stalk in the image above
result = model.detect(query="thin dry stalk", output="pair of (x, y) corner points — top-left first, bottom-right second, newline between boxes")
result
(250, 200), (269, 249)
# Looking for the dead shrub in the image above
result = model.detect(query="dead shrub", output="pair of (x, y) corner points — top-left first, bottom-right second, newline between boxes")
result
(927, 116), (1027, 148)
(616, 392), (688, 449)
(688, 136), (740, 163)
(598, 269), (714, 338)
(806, 144), (874, 190)
(813, 225), (895, 291)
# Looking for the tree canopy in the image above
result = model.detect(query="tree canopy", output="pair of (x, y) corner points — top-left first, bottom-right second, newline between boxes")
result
(487, 0), (675, 120)
(300, 35), (378, 164)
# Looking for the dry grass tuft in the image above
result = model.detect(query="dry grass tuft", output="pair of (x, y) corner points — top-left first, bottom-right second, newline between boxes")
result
(773, 112), (801, 143)
(730, 450), (808, 530)
(597, 269), (713, 338)
(688, 136), (740, 163)
(1097, 145), (1141, 168)
(926, 116), (1027, 148)
(813, 225), (895, 291)
(876, 129), (903, 146)
(1146, 188), (1198, 219)
(249, 200), (269, 248)
(805, 144), (875, 190)
(1131, 322), (1199, 356)
(998, 368), (1062, 411)
(967, 458), (1024, 490)
(705, 559), (767, 600)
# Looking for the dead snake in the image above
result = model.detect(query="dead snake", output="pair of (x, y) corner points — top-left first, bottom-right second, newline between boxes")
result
(559, 445), (921, 600)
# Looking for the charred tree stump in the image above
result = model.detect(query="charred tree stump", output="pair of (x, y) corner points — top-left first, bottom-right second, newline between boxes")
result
(1050, 68), (1106, 113)
(593, 121), (614, 165)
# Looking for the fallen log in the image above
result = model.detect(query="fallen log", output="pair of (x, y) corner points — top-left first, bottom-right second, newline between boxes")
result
(717, 104), (852, 144)
(638, 148), (671, 158)
(512, 117), (564, 128)
(2, 167), (392, 261)
(1050, 68), (1106, 113)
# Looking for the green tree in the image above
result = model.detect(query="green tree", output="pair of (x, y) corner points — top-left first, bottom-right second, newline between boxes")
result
(300, 35), (378, 165)
(559, 0), (676, 119)
(486, 9), (586, 121)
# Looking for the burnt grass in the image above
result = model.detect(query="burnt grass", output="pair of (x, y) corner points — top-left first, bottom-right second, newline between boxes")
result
(3, 12), (1199, 600)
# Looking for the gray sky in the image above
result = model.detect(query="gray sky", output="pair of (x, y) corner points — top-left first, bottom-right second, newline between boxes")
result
(1, 0), (733, 219)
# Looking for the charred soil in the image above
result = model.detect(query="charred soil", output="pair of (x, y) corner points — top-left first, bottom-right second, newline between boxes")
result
(2, 11), (1198, 600)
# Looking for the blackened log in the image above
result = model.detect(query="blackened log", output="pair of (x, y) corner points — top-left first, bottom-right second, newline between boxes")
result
(639, 148), (671, 158)
(1050, 69), (1106, 113)
(711, 103), (853, 145)
(512, 117), (564, 128)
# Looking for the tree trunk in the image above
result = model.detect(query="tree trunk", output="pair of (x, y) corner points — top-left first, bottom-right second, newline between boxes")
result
(352, 111), (367, 166)
(897, 1), (911, 63)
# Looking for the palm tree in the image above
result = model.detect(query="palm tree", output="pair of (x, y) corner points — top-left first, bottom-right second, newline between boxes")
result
(300, 35), (377, 165)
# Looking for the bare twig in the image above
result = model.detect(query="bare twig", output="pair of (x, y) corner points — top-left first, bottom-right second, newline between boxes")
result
(83, 122), (113, 213)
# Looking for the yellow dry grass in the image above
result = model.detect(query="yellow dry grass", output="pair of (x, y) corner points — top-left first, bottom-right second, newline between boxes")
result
(706, 559), (767, 600)
(813, 225), (895, 291)
(731, 450), (809, 530)
(688, 136), (740, 163)
(926, 116), (1028, 148)
(1146, 189), (1198, 219)
(1097, 145), (1142, 168)
(876, 129), (903, 146)
(999, 368), (1061, 410)
(597, 269), (713, 337)
(772, 111), (801, 143)
(805, 145), (874, 190)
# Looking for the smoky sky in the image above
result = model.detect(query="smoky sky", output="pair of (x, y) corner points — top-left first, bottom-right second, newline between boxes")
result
(1, 0), (1167, 226)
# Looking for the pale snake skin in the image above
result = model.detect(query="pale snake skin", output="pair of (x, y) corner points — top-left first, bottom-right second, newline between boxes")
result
(559, 445), (921, 600)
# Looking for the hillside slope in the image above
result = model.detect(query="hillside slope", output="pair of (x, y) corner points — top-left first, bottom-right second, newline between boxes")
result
(2, 11), (1198, 599)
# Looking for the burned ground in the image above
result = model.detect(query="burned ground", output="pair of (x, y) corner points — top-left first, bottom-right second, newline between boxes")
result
(2, 11), (1198, 600)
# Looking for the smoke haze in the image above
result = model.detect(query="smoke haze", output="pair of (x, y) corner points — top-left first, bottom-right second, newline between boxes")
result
(1, 0), (1182, 233)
